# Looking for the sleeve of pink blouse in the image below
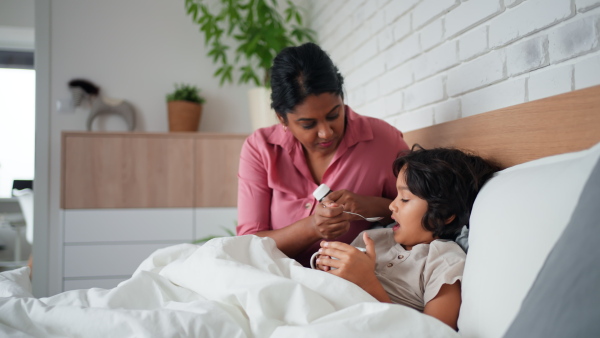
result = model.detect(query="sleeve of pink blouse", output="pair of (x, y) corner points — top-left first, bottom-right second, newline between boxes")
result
(236, 135), (272, 235)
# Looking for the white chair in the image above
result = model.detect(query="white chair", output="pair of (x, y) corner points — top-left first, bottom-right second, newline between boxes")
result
(12, 188), (33, 262)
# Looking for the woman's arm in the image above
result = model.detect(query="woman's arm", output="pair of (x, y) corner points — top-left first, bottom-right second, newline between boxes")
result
(423, 281), (462, 330)
(254, 203), (350, 258)
(237, 137), (353, 257)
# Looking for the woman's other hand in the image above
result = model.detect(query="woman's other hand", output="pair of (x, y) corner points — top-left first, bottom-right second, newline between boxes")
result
(322, 190), (392, 222)
(311, 202), (350, 240)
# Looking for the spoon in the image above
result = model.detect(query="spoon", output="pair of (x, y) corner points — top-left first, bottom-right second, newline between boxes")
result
(313, 184), (384, 222)
(342, 211), (384, 222)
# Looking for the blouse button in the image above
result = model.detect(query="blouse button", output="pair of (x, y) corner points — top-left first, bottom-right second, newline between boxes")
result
(387, 263), (393, 268)
(305, 203), (312, 209)
(398, 255), (404, 259)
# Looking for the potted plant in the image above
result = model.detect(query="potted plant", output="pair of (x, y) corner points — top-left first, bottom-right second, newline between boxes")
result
(166, 83), (206, 132)
(184, 0), (315, 130)
(192, 224), (236, 245)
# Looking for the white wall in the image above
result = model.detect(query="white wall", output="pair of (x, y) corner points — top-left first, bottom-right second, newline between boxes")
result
(309, 0), (600, 132)
(35, 0), (257, 296)
(49, 1), (254, 134)
(0, 0), (34, 50)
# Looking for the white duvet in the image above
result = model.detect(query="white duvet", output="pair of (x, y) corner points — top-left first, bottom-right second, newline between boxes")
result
(0, 235), (459, 337)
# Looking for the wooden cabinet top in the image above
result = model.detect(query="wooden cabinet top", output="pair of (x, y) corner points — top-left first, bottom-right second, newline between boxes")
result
(61, 132), (248, 209)
(62, 131), (249, 139)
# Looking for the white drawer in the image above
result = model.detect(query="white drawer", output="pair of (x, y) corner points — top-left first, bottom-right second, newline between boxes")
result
(194, 208), (237, 242)
(63, 278), (126, 291)
(63, 243), (174, 278)
(64, 209), (194, 243)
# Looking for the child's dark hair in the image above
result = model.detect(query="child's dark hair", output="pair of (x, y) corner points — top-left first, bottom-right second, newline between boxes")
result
(393, 145), (499, 240)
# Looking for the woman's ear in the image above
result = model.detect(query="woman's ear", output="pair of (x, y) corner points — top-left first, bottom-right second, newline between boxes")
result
(445, 215), (456, 225)
(276, 113), (286, 126)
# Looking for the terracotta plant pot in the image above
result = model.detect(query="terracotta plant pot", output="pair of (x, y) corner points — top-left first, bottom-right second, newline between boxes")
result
(168, 100), (203, 132)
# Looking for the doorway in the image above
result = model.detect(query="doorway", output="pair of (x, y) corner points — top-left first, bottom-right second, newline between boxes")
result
(0, 0), (35, 273)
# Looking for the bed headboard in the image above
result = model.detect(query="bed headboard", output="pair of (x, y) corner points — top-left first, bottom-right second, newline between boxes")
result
(402, 85), (600, 169)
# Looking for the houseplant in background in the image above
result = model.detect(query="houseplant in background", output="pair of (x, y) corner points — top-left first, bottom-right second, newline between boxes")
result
(184, 0), (315, 130)
(166, 83), (206, 132)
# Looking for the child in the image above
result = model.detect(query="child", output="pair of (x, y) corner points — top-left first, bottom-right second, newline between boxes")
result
(314, 145), (498, 329)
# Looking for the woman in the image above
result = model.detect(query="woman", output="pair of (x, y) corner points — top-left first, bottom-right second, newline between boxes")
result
(237, 42), (409, 266)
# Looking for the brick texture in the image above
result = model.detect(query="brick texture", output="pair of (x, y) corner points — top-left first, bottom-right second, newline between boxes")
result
(308, 0), (600, 132)
(461, 77), (526, 117)
(413, 0), (459, 29)
(447, 50), (505, 96)
(528, 64), (573, 101)
(549, 16), (599, 63)
(489, 0), (572, 48)
(575, 54), (600, 89)
(577, 0), (600, 12)
(445, 0), (503, 38)
(506, 35), (549, 76)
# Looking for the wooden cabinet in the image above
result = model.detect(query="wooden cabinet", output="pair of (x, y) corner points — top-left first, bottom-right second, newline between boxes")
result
(60, 132), (245, 291)
(62, 132), (247, 209)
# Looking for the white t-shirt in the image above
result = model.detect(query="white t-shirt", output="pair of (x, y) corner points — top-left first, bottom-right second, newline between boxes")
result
(351, 228), (466, 311)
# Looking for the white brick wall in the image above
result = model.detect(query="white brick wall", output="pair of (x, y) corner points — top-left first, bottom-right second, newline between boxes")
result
(461, 77), (527, 117)
(506, 36), (549, 76)
(548, 16), (599, 63)
(445, 0), (503, 38)
(577, 0), (600, 12)
(528, 63), (573, 101)
(309, 1), (600, 132)
(489, 0), (573, 48)
(447, 49), (505, 96)
(575, 54), (600, 89)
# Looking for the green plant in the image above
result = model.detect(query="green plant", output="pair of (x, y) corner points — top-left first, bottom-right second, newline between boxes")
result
(192, 225), (236, 244)
(184, 0), (315, 87)
(166, 83), (206, 104)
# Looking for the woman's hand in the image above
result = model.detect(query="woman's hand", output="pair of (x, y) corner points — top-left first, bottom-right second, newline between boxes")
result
(311, 202), (350, 240)
(316, 232), (392, 302)
(322, 190), (392, 222)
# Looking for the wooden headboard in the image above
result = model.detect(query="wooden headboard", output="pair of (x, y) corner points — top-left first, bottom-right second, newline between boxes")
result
(403, 85), (600, 169)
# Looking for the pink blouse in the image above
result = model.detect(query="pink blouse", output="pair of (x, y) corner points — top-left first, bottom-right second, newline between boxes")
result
(237, 106), (409, 266)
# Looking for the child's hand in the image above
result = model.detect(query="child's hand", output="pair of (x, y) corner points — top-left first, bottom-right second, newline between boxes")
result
(316, 233), (377, 287)
(313, 254), (332, 271)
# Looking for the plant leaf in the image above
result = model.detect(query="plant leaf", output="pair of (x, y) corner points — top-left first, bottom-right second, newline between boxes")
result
(183, 0), (313, 87)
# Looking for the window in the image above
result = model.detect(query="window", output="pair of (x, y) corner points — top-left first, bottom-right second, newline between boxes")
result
(0, 57), (35, 197)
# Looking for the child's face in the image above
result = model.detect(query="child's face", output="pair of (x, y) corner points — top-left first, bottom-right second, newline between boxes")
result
(389, 166), (435, 250)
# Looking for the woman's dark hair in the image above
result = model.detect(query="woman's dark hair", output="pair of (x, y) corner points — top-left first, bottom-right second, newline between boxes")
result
(392, 145), (499, 240)
(270, 42), (344, 122)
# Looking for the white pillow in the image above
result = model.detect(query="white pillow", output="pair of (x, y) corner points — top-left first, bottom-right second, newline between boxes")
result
(457, 142), (600, 338)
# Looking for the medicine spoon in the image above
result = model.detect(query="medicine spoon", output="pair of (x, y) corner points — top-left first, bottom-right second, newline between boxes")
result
(313, 183), (384, 222)
(342, 211), (384, 222)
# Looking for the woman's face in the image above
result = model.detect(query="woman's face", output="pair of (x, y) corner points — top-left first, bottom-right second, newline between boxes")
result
(280, 93), (345, 157)
(389, 166), (435, 250)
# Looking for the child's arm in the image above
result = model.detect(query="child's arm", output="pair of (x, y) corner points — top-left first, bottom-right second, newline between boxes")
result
(317, 232), (392, 303)
(423, 281), (461, 330)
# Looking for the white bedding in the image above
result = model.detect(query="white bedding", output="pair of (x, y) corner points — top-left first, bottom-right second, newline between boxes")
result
(0, 235), (459, 337)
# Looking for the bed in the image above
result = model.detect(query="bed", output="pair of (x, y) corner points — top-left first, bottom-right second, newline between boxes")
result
(1, 86), (599, 337)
